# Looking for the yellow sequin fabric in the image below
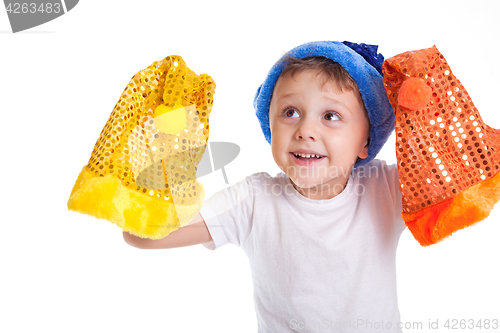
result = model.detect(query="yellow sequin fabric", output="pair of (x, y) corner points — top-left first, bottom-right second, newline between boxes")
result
(68, 55), (215, 239)
(383, 46), (500, 214)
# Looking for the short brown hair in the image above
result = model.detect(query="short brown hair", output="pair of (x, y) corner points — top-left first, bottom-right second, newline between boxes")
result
(279, 55), (366, 112)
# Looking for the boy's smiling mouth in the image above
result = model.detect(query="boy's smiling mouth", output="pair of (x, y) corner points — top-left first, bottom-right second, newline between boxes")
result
(290, 150), (326, 165)
(291, 149), (326, 158)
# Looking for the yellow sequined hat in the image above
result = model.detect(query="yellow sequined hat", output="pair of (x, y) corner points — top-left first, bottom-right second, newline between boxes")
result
(67, 55), (215, 239)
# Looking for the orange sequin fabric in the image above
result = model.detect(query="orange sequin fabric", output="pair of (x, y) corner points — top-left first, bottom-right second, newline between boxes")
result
(88, 55), (215, 206)
(383, 46), (500, 214)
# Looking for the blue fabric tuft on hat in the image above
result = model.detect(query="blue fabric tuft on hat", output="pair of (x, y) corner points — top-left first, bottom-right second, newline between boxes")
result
(253, 41), (395, 168)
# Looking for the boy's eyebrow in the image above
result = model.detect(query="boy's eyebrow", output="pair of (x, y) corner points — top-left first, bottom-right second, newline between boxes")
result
(276, 92), (297, 101)
(277, 93), (351, 113)
(323, 96), (349, 110)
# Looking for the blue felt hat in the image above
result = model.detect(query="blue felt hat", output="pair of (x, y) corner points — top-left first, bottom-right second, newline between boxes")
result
(253, 41), (394, 168)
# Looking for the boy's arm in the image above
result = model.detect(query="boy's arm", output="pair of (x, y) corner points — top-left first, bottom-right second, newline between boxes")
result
(122, 213), (212, 249)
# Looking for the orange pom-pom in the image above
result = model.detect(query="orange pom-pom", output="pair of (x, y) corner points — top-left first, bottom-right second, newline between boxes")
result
(397, 77), (432, 111)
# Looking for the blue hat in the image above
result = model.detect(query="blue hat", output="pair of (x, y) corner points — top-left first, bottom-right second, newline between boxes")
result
(253, 41), (394, 168)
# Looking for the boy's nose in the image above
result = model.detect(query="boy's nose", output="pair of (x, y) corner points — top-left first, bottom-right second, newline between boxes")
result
(295, 116), (319, 141)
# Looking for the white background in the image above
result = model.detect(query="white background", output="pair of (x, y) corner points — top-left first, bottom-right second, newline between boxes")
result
(1, 0), (499, 332)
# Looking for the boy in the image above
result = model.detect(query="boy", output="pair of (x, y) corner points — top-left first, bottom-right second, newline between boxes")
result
(123, 41), (406, 332)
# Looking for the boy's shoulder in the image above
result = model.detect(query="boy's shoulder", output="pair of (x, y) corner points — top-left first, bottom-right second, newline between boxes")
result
(353, 159), (399, 185)
(353, 160), (401, 205)
(354, 158), (397, 171)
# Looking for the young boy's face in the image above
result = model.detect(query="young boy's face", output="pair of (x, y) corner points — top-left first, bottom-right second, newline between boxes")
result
(269, 69), (370, 199)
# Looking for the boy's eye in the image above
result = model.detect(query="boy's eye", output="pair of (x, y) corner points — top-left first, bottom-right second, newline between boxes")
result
(324, 111), (341, 121)
(283, 107), (299, 118)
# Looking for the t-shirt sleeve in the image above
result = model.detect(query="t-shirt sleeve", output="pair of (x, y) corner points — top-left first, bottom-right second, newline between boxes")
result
(382, 161), (406, 235)
(200, 175), (255, 250)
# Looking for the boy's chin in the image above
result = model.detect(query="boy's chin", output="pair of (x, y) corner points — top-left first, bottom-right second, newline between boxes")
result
(289, 177), (325, 190)
(289, 176), (349, 192)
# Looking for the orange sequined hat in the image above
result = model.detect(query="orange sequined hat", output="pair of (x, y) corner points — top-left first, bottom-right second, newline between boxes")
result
(67, 55), (215, 239)
(383, 46), (500, 246)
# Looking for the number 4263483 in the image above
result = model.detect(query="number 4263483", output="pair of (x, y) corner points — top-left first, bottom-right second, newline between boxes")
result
(6, 2), (62, 14)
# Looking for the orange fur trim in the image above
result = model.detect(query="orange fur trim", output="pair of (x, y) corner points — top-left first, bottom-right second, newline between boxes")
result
(403, 170), (500, 246)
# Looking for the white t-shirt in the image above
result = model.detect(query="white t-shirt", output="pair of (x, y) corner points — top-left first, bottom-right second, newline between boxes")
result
(200, 159), (406, 332)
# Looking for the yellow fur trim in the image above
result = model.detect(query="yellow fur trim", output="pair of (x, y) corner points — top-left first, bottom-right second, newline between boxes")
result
(67, 166), (204, 239)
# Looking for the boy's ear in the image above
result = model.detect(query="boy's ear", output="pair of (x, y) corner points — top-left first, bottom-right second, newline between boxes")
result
(358, 136), (370, 159)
